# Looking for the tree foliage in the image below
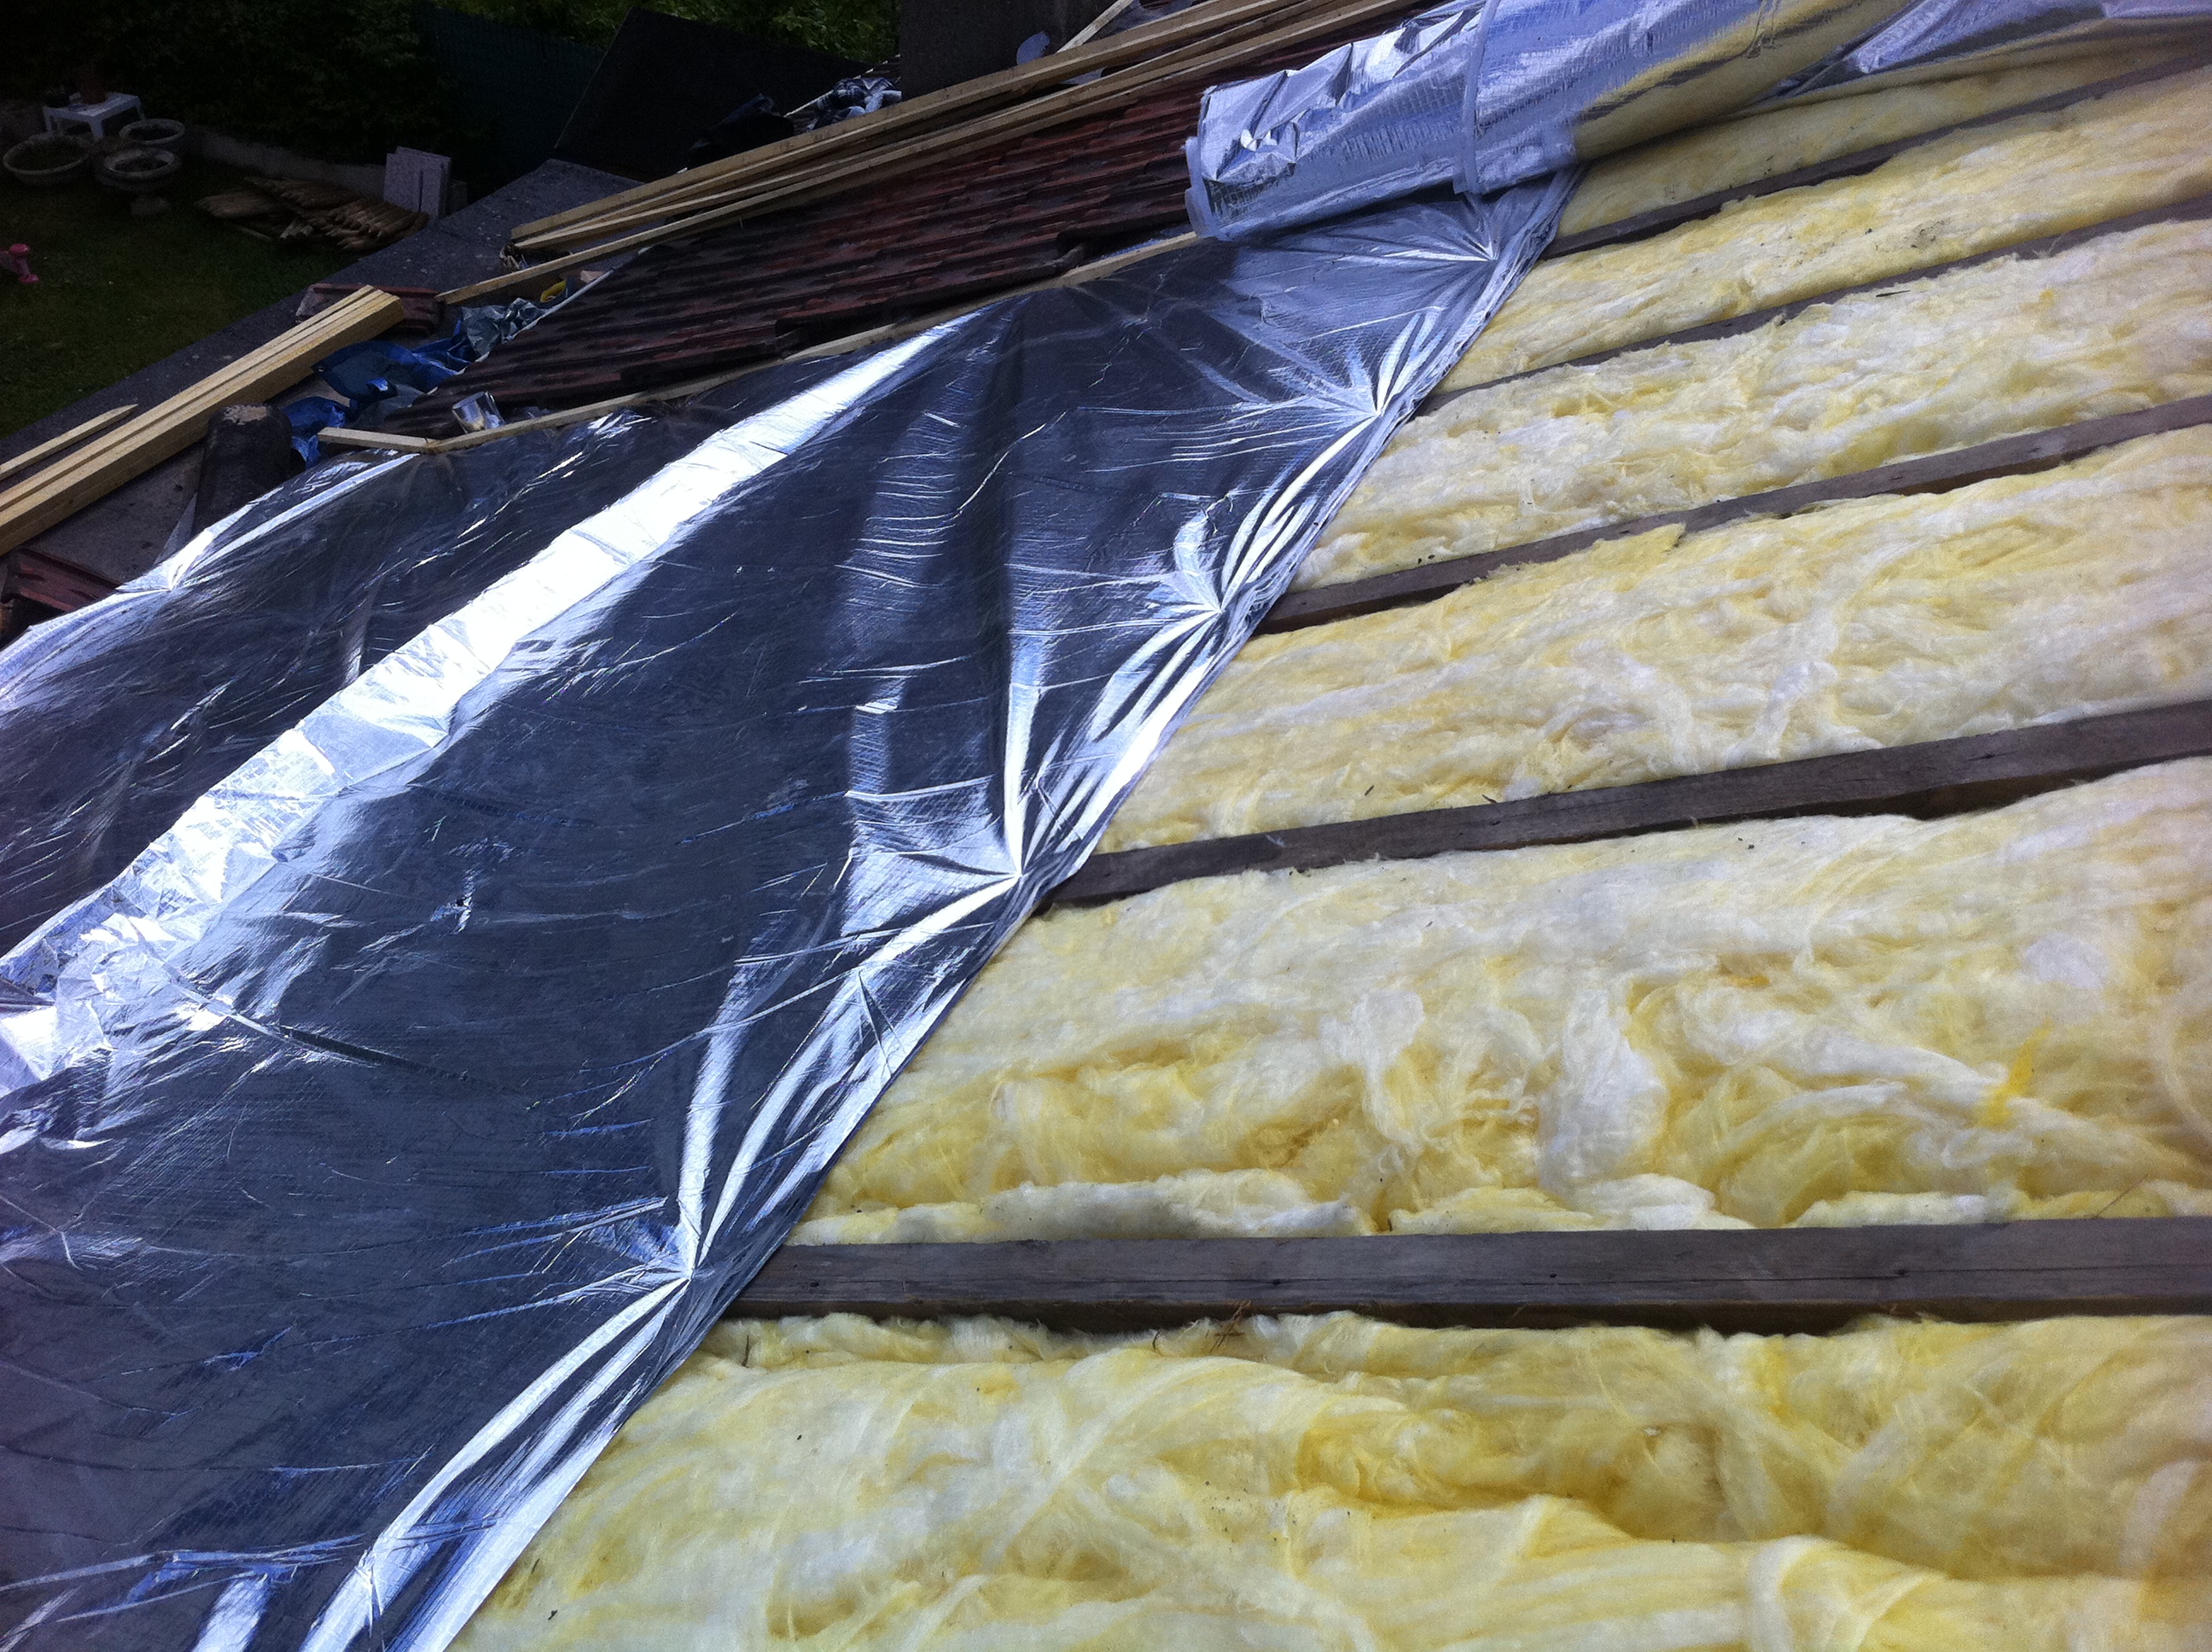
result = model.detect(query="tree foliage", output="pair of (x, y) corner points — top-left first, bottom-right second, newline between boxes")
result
(4, 0), (896, 167)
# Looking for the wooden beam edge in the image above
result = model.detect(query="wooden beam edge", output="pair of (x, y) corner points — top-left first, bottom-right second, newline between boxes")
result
(1051, 698), (2212, 903)
(729, 1218), (2212, 1333)
(0, 288), (405, 555)
(0, 404), (138, 489)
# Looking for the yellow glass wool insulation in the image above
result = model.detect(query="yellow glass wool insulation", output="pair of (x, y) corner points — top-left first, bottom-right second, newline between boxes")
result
(456, 1312), (2212, 1651)
(1434, 65), (2212, 398)
(1557, 48), (2169, 236)
(1110, 428), (2212, 852)
(1298, 212), (2212, 590)
(801, 761), (2212, 1242)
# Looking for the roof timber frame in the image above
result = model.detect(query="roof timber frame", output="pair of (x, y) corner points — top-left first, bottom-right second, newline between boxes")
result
(695, 47), (2212, 1339)
(385, 46), (2206, 439)
(1273, 384), (2212, 632)
(1051, 698), (2212, 903)
(731, 1219), (2212, 1333)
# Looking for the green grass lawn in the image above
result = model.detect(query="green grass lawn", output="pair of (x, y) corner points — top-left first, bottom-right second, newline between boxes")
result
(0, 156), (350, 439)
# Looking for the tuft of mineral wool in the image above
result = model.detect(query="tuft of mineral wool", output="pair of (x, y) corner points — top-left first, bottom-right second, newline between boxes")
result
(1301, 213), (2212, 589)
(808, 760), (2212, 1241)
(1116, 427), (2212, 850)
(1558, 47), (2170, 236)
(1437, 65), (2212, 397)
(455, 1311), (2212, 1651)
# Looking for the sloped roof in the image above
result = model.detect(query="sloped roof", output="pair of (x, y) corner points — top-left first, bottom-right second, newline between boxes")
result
(388, 15), (1402, 431)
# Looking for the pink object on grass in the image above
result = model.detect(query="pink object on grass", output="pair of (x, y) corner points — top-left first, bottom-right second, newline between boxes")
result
(3, 245), (35, 285)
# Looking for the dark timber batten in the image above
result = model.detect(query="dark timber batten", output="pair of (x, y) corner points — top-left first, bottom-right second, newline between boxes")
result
(730, 1218), (2212, 1334)
(1264, 392), (2212, 632)
(1050, 699), (2212, 903)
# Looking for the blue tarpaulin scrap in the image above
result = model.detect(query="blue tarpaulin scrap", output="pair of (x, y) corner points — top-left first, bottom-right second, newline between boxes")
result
(288, 299), (561, 462)
(0, 178), (1569, 1652)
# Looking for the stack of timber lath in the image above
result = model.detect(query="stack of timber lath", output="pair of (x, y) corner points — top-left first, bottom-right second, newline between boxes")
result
(449, 39), (2212, 1651)
(0, 288), (404, 631)
(381, 0), (1424, 431)
(449, 0), (1419, 302)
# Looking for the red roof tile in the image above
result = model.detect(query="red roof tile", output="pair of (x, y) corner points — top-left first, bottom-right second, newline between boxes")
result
(391, 15), (1402, 430)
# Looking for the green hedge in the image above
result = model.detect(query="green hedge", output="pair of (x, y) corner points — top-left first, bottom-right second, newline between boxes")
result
(8, 0), (482, 166)
(5, 0), (894, 170)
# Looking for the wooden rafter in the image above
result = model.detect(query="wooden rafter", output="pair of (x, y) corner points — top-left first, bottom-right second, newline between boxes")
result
(1052, 699), (2212, 903)
(730, 1218), (2212, 1333)
(0, 288), (403, 556)
(422, 43), (2212, 1348)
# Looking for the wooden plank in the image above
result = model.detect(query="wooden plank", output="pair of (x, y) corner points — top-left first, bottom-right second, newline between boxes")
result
(509, 3), (1324, 253)
(317, 427), (443, 454)
(729, 1217), (2212, 1333)
(321, 367), (742, 454)
(1543, 49), (2212, 262)
(1427, 192), (2212, 413)
(0, 288), (403, 556)
(0, 405), (137, 488)
(298, 282), (444, 332)
(0, 289), (393, 531)
(1062, 0), (1142, 53)
(446, 0), (1416, 303)
(1269, 392), (2212, 632)
(1051, 698), (2212, 902)
(521, 3), (1302, 252)
(506, 0), (1326, 247)
(32, 290), (399, 485)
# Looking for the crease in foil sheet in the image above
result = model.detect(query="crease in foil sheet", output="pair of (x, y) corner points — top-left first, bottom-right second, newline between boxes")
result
(1189, 0), (1918, 240)
(1768, 0), (2212, 96)
(0, 177), (1572, 1652)
(1184, 2), (1484, 241)
(0, 358), (847, 969)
